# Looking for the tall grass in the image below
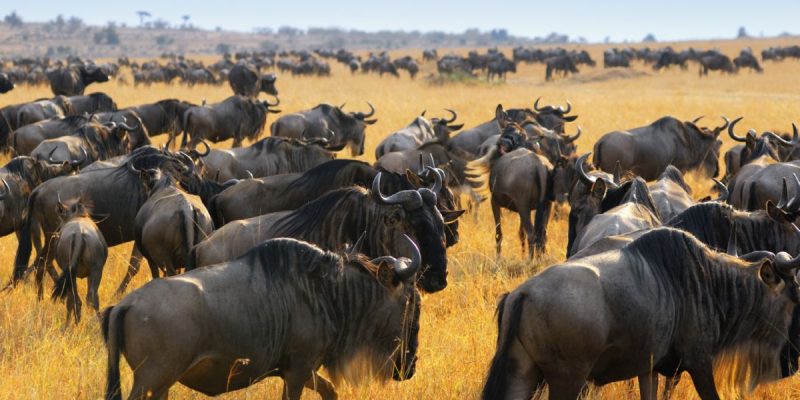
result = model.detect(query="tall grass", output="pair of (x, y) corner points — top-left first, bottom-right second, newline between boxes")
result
(1, 38), (800, 399)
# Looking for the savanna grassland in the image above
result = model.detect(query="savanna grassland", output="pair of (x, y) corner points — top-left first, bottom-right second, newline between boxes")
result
(2, 37), (800, 399)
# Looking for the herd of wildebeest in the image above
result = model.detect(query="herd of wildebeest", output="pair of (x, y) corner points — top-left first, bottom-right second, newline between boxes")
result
(1, 45), (800, 400)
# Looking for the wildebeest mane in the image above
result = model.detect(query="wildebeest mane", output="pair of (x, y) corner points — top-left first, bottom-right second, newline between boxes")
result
(284, 159), (374, 193)
(659, 165), (692, 194)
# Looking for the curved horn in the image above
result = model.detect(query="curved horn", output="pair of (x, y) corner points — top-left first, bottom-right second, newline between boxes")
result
(764, 127), (799, 147)
(191, 140), (211, 157)
(393, 234), (422, 281)
(692, 115), (705, 124)
(562, 126), (582, 143)
(363, 101), (376, 118)
(712, 178), (729, 201)
(116, 122), (138, 131)
(371, 172), (423, 207)
(559, 100), (572, 114)
(348, 231), (367, 255)
(266, 95), (280, 107)
(47, 147), (57, 163)
(246, 170), (254, 179)
(777, 178), (789, 209)
(443, 108), (457, 123)
(177, 151), (195, 174)
(72, 146), (88, 166)
(775, 251), (800, 273)
(576, 152), (596, 186)
(533, 97), (544, 112)
(425, 166), (442, 193)
(726, 117), (748, 142)
(715, 115), (731, 133)
(0, 178), (10, 200)
(339, 102), (346, 110)
(128, 160), (140, 173)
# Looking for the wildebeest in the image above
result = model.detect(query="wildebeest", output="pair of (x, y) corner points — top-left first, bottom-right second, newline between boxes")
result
(374, 110), (462, 159)
(16, 96), (73, 127)
(125, 99), (196, 141)
(487, 57), (516, 81)
(699, 53), (736, 76)
(47, 64), (110, 96)
(50, 196), (107, 324)
(181, 95), (280, 148)
(648, 165), (696, 222)
(199, 136), (339, 182)
(11, 147), (192, 295)
(423, 48), (438, 61)
(103, 236), (421, 400)
(593, 115), (728, 180)
(723, 118), (797, 177)
(566, 153), (620, 255)
(545, 55), (579, 81)
(466, 106), (553, 258)
(190, 173), (449, 293)
(603, 49), (631, 68)
(228, 62), (278, 97)
(30, 120), (141, 168)
(482, 227), (800, 399)
(271, 103), (377, 156)
(66, 92), (117, 115)
(0, 73), (14, 94)
(734, 49), (763, 73)
(12, 115), (92, 156)
(134, 168), (214, 278)
(727, 161), (800, 211)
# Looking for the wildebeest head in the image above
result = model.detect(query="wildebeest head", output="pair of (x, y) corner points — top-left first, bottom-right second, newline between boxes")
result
(403, 164), (465, 247)
(0, 73), (14, 94)
(372, 172), (448, 292)
(81, 65), (110, 85)
(728, 117), (798, 166)
(334, 102), (378, 156)
(567, 152), (622, 255)
(430, 109), (464, 143)
(260, 73), (278, 96)
(533, 97), (578, 133)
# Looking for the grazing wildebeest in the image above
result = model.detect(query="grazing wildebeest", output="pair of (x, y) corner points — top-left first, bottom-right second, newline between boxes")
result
(30, 120), (141, 168)
(181, 95), (280, 148)
(50, 196), (107, 324)
(699, 53), (736, 76)
(103, 236), (421, 400)
(423, 48), (438, 61)
(190, 173), (449, 293)
(0, 73), (14, 94)
(482, 227), (800, 400)
(47, 64), (110, 96)
(11, 147), (191, 295)
(199, 136), (339, 182)
(466, 106), (553, 258)
(545, 55), (579, 81)
(734, 49), (763, 73)
(487, 57), (516, 81)
(228, 62), (279, 97)
(271, 102), (377, 156)
(593, 115), (728, 180)
(16, 96), (73, 127)
(134, 168), (214, 278)
(375, 110), (463, 159)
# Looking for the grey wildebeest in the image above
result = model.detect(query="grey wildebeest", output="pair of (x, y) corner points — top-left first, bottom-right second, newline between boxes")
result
(466, 106), (553, 258)
(11, 147), (192, 295)
(199, 136), (340, 182)
(0, 72), (13, 94)
(270, 102), (377, 156)
(699, 53), (736, 76)
(648, 165), (697, 222)
(30, 120), (141, 168)
(566, 153), (621, 256)
(66, 92), (117, 115)
(545, 55), (579, 81)
(103, 236), (421, 400)
(47, 64), (110, 96)
(723, 118), (798, 177)
(482, 227), (800, 400)
(134, 168), (214, 278)
(374, 109), (462, 159)
(734, 49), (763, 73)
(125, 99), (196, 140)
(181, 95), (280, 149)
(209, 159), (463, 246)
(593, 115), (728, 181)
(190, 173), (449, 293)
(50, 196), (108, 324)
(16, 96), (73, 127)
(228, 62), (278, 97)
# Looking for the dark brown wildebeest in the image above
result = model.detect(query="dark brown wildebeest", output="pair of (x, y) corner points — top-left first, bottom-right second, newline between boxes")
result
(65, 92), (117, 115)
(199, 136), (339, 182)
(271, 102), (377, 156)
(228, 62), (278, 97)
(47, 64), (110, 96)
(181, 95), (280, 149)
(375, 110), (462, 159)
(16, 96), (73, 127)
(734, 49), (763, 73)
(134, 168), (214, 278)
(30, 120), (142, 168)
(11, 147), (192, 294)
(190, 173), (450, 293)
(482, 227), (800, 400)
(466, 106), (553, 259)
(699, 53), (736, 76)
(124, 99), (196, 142)
(545, 55), (579, 81)
(103, 236), (421, 400)
(0, 73), (15, 94)
(593, 115), (728, 180)
(50, 196), (107, 324)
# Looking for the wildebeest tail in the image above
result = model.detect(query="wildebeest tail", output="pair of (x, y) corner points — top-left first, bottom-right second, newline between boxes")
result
(465, 147), (498, 200)
(180, 109), (192, 148)
(51, 234), (83, 301)
(12, 189), (38, 283)
(102, 305), (129, 400)
(593, 141), (603, 171)
(481, 292), (526, 400)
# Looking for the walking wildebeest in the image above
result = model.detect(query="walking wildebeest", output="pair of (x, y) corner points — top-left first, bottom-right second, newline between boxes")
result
(545, 55), (579, 81)
(228, 62), (278, 97)
(270, 102), (377, 156)
(50, 196), (108, 324)
(593, 115), (728, 180)
(103, 236), (421, 400)
(47, 64), (110, 96)
(181, 95), (280, 149)
(482, 227), (800, 400)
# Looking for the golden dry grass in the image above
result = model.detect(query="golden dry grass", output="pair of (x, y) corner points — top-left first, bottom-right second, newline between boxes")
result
(2, 38), (800, 399)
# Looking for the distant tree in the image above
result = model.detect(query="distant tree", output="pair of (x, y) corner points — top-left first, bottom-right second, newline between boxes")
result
(53, 14), (65, 31)
(137, 11), (151, 27)
(94, 23), (120, 45)
(152, 19), (170, 30)
(643, 33), (657, 42)
(490, 29), (508, 41)
(737, 26), (750, 38)
(66, 16), (84, 33)
(181, 15), (190, 28)
(155, 34), (174, 46)
(4, 11), (23, 28)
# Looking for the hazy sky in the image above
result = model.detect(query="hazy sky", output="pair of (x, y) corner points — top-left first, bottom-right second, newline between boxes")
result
(4, 1), (799, 42)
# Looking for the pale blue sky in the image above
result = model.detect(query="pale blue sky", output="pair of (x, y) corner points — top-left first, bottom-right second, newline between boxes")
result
(4, 1), (799, 42)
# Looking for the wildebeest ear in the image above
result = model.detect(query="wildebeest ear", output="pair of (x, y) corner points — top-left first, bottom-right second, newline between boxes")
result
(759, 260), (782, 287)
(364, 118), (378, 125)
(376, 262), (399, 288)
(442, 210), (465, 224)
(591, 179), (607, 200)
(495, 105), (509, 129)
(766, 200), (792, 223)
(563, 115), (578, 122)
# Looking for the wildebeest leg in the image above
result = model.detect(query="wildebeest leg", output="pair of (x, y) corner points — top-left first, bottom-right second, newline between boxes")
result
(519, 208), (534, 259)
(303, 371), (337, 400)
(532, 201), (552, 257)
(662, 374), (681, 400)
(686, 361), (720, 400)
(546, 371), (588, 400)
(66, 282), (81, 324)
(116, 247), (144, 295)
(129, 372), (173, 400)
(638, 372), (658, 400)
(518, 221), (527, 256)
(86, 266), (102, 314)
(492, 200), (502, 256)
(282, 369), (312, 400)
